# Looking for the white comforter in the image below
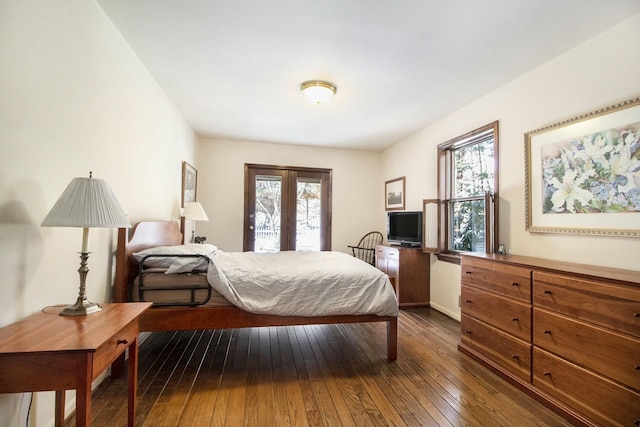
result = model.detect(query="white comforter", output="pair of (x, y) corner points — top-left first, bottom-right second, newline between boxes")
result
(206, 251), (399, 317)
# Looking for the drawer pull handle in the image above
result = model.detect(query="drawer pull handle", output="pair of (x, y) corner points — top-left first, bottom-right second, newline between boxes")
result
(635, 313), (640, 318)
(117, 339), (129, 345)
(511, 355), (519, 359)
(543, 371), (551, 377)
(635, 365), (640, 370)
(634, 419), (640, 426)
(465, 271), (472, 275)
(464, 330), (472, 334)
(511, 282), (518, 286)
(465, 300), (472, 304)
(543, 290), (552, 295)
(511, 318), (519, 322)
(543, 330), (552, 334)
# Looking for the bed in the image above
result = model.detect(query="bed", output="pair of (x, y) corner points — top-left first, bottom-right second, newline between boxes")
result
(113, 221), (399, 362)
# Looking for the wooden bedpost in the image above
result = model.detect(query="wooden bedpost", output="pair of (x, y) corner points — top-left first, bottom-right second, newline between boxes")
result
(111, 227), (129, 378)
(388, 317), (398, 361)
(114, 227), (129, 303)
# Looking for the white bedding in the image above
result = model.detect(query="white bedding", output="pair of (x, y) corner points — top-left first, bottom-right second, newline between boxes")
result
(206, 250), (399, 317)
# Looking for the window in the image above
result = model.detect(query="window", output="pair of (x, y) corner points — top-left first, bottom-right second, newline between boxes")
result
(437, 121), (499, 263)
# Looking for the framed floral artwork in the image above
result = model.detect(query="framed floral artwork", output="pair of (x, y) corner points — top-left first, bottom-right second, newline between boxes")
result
(385, 177), (405, 211)
(525, 97), (640, 237)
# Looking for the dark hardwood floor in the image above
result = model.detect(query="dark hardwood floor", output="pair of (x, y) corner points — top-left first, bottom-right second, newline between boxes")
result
(72, 308), (574, 426)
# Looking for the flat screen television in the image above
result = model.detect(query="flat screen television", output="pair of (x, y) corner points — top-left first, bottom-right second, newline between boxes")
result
(387, 211), (423, 247)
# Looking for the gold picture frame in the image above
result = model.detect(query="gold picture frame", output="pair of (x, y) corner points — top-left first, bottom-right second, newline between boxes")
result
(525, 97), (640, 237)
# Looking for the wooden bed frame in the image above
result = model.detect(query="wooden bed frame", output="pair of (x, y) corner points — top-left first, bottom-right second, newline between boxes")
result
(113, 221), (397, 362)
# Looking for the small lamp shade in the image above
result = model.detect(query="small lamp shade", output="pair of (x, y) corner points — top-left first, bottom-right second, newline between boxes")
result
(42, 176), (130, 228)
(182, 202), (209, 221)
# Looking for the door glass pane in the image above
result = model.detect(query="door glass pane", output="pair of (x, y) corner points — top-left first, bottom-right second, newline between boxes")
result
(296, 177), (321, 251)
(255, 175), (281, 252)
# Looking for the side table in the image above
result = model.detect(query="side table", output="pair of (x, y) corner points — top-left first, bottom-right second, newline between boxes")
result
(0, 302), (151, 426)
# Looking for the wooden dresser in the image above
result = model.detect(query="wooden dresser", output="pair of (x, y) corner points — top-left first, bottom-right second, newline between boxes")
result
(375, 245), (430, 307)
(459, 253), (640, 427)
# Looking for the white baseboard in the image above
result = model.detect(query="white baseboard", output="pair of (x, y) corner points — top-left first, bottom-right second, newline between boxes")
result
(429, 302), (461, 322)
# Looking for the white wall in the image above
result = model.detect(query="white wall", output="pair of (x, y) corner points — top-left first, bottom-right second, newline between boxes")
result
(2, 2), (638, 425)
(196, 139), (382, 253)
(382, 14), (640, 320)
(0, 1), (197, 425)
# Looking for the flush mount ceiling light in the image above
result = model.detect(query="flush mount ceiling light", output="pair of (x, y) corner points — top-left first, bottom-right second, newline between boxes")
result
(299, 80), (336, 104)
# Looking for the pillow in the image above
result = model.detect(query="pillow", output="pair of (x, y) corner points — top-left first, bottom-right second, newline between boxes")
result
(165, 255), (211, 274)
(133, 243), (217, 273)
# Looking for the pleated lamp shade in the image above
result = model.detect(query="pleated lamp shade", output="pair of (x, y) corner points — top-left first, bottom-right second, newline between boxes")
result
(42, 175), (130, 228)
(41, 173), (129, 316)
(182, 202), (209, 221)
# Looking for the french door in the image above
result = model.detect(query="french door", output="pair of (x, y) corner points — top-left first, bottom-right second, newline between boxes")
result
(244, 164), (332, 252)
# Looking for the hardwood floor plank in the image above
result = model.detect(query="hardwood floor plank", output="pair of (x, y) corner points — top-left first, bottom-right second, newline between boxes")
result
(305, 325), (357, 427)
(137, 331), (197, 426)
(71, 308), (576, 426)
(160, 330), (217, 425)
(269, 326), (291, 426)
(242, 328), (262, 426)
(187, 329), (233, 426)
(217, 328), (250, 426)
(142, 331), (202, 426)
(276, 326), (310, 427)
(297, 326), (344, 426)
(256, 327), (277, 427)
(287, 325), (324, 426)
(308, 324), (377, 427)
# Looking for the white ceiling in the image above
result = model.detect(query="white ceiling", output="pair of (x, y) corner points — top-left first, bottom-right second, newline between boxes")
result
(97, 0), (640, 151)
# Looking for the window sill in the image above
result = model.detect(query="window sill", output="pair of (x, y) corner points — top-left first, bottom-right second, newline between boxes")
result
(436, 252), (461, 265)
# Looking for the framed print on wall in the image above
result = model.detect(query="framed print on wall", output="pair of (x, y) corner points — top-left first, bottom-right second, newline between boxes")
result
(181, 161), (197, 208)
(525, 97), (640, 237)
(385, 177), (405, 211)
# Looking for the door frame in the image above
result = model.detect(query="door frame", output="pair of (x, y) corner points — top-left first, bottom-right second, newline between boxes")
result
(243, 164), (332, 252)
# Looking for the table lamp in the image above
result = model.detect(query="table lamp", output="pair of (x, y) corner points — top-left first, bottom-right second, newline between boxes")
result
(41, 172), (130, 316)
(181, 202), (209, 243)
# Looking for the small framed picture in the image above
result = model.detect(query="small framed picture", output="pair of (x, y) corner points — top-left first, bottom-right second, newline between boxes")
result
(497, 244), (507, 255)
(181, 161), (197, 208)
(385, 177), (405, 211)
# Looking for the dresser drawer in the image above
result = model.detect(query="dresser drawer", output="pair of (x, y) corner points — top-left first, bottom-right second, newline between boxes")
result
(376, 245), (398, 260)
(461, 285), (531, 341)
(533, 347), (640, 427)
(93, 320), (139, 378)
(461, 257), (531, 303)
(534, 308), (640, 391)
(461, 314), (531, 382)
(533, 271), (640, 338)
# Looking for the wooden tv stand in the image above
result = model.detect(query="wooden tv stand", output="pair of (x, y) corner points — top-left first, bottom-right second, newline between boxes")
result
(375, 244), (430, 307)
